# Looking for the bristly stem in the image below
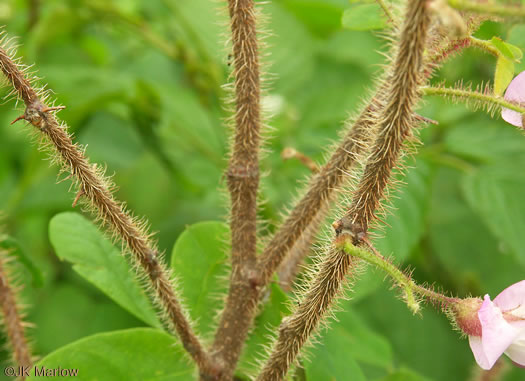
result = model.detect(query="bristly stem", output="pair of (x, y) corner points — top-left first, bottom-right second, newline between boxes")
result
(256, 247), (360, 381)
(257, 0), (432, 378)
(337, 237), (456, 311)
(0, 249), (32, 378)
(257, 14), (477, 311)
(276, 211), (323, 291)
(0, 37), (217, 376)
(258, 98), (380, 289)
(468, 37), (499, 57)
(209, 0), (262, 379)
(339, 0), (431, 234)
(448, 0), (525, 18)
(422, 85), (525, 114)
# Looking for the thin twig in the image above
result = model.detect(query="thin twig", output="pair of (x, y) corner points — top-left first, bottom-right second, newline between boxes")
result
(0, 35), (217, 376)
(422, 85), (525, 114)
(281, 147), (319, 173)
(209, 0), (262, 379)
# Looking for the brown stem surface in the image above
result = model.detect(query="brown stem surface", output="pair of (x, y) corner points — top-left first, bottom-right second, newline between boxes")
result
(256, 247), (359, 381)
(256, 0), (432, 378)
(0, 251), (32, 378)
(209, 0), (262, 379)
(0, 43), (216, 375)
(276, 210), (323, 292)
(258, 98), (380, 286)
(339, 0), (430, 234)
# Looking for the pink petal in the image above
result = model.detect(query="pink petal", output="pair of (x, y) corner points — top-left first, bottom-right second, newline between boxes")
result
(476, 296), (519, 369)
(493, 280), (525, 311)
(469, 335), (491, 370)
(502, 71), (525, 127)
(505, 330), (525, 367)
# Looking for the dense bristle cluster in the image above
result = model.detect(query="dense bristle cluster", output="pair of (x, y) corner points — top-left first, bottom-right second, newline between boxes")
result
(0, 249), (33, 378)
(254, 1), (434, 378)
(339, 0), (431, 236)
(210, 0), (264, 379)
(0, 32), (216, 376)
(256, 247), (359, 381)
(258, 92), (384, 286)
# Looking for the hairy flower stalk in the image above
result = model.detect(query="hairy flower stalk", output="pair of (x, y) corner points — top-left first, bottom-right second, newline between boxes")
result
(0, 39), (216, 375)
(256, 0), (432, 378)
(0, 249), (32, 378)
(209, 0), (262, 379)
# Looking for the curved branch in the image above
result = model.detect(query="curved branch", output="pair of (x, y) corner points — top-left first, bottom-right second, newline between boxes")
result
(0, 34), (216, 376)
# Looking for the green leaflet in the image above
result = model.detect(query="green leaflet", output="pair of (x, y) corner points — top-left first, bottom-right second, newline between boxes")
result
(49, 212), (161, 328)
(27, 328), (193, 381)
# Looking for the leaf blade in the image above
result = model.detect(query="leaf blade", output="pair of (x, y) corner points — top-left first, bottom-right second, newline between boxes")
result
(49, 212), (161, 328)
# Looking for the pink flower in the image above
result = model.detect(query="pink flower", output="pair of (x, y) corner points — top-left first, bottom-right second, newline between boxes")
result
(458, 281), (525, 370)
(502, 71), (525, 128)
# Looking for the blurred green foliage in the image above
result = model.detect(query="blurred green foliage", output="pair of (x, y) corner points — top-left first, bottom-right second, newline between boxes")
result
(1, 0), (525, 380)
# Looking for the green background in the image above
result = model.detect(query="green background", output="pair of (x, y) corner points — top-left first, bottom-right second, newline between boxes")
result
(0, 0), (525, 380)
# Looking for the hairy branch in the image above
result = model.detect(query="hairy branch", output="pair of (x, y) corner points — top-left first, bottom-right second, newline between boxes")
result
(258, 99), (380, 288)
(209, 0), (262, 379)
(256, 247), (359, 381)
(256, 0), (432, 378)
(0, 249), (32, 378)
(276, 210), (323, 291)
(0, 35), (216, 376)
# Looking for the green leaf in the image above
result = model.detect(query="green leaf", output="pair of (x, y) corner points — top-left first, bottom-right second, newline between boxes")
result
(444, 113), (525, 163)
(49, 212), (161, 328)
(491, 37), (514, 60)
(342, 4), (387, 31)
(32, 284), (144, 354)
(491, 37), (522, 62)
(429, 167), (525, 296)
(494, 55), (514, 96)
(505, 42), (523, 62)
(268, 3), (316, 95)
(79, 112), (144, 171)
(306, 351), (365, 381)
(170, 221), (291, 377)
(27, 328), (193, 381)
(508, 24), (525, 72)
(462, 161), (525, 267)
(170, 221), (230, 337)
